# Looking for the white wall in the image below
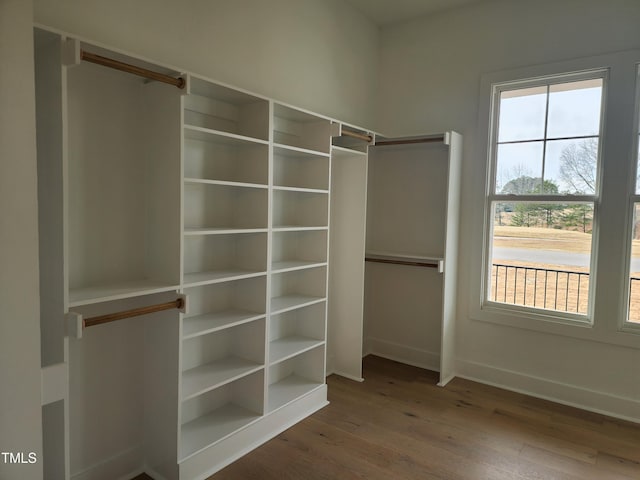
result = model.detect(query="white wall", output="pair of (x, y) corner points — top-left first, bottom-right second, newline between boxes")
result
(375, 0), (640, 420)
(34, 0), (379, 128)
(0, 0), (44, 478)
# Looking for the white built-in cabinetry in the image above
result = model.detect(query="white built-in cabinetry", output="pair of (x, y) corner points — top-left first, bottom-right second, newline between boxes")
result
(178, 80), (333, 474)
(34, 27), (372, 480)
(34, 25), (460, 480)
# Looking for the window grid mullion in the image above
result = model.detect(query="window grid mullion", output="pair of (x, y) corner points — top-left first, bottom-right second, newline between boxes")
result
(540, 85), (551, 191)
(497, 134), (599, 146)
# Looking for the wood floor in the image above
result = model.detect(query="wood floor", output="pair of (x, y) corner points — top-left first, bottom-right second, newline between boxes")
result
(211, 355), (640, 480)
(135, 355), (639, 479)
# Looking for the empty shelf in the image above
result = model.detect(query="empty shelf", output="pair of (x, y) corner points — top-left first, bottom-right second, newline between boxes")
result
(271, 295), (325, 314)
(271, 260), (327, 274)
(183, 269), (266, 287)
(68, 280), (179, 307)
(183, 310), (266, 339)
(182, 357), (263, 400)
(268, 375), (323, 412)
(180, 403), (261, 460)
(269, 336), (324, 365)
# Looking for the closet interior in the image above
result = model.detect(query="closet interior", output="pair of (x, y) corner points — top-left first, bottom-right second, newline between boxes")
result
(364, 134), (462, 385)
(34, 25), (461, 480)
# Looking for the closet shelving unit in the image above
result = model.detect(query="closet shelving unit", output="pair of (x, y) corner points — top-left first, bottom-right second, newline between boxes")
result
(179, 76), (271, 465)
(34, 25), (406, 480)
(177, 84), (334, 476)
(267, 104), (331, 416)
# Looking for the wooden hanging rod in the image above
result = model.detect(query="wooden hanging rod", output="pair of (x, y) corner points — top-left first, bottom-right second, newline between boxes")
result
(80, 50), (186, 89)
(365, 256), (439, 269)
(375, 135), (445, 147)
(341, 128), (373, 143)
(83, 298), (185, 328)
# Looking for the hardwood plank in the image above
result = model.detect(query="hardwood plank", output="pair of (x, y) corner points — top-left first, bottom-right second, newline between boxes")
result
(209, 356), (640, 480)
(520, 445), (632, 480)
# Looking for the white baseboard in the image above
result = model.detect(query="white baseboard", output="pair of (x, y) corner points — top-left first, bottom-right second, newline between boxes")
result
(144, 465), (169, 480)
(366, 337), (440, 372)
(456, 359), (640, 424)
(71, 445), (143, 480)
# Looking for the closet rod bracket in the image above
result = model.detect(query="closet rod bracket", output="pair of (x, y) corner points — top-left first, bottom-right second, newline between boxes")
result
(65, 311), (84, 340)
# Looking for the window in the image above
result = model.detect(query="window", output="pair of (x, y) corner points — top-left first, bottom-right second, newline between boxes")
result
(625, 66), (640, 329)
(484, 72), (605, 321)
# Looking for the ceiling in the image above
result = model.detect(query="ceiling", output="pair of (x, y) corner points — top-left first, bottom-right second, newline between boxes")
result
(345, 0), (485, 26)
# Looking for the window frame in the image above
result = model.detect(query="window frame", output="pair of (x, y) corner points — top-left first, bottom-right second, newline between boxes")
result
(483, 70), (607, 325)
(469, 50), (640, 348)
(620, 63), (640, 333)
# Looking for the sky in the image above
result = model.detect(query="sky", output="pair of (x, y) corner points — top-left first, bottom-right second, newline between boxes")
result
(495, 79), (603, 194)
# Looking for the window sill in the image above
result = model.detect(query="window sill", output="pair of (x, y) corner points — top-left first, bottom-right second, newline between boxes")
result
(471, 302), (640, 349)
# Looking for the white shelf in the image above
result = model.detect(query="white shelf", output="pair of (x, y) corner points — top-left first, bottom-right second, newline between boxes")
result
(273, 143), (330, 158)
(181, 357), (263, 401)
(68, 280), (179, 307)
(271, 260), (327, 274)
(180, 404), (261, 461)
(364, 251), (443, 270)
(271, 295), (325, 314)
(272, 186), (329, 194)
(183, 269), (266, 288)
(272, 226), (328, 233)
(269, 336), (325, 365)
(268, 375), (323, 413)
(272, 223), (329, 230)
(183, 125), (268, 147)
(184, 227), (268, 236)
(184, 178), (267, 190)
(183, 310), (266, 339)
(331, 144), (368, 157)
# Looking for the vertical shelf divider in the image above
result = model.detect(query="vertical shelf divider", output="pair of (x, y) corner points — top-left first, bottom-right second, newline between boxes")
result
(264, 99), (275, 415)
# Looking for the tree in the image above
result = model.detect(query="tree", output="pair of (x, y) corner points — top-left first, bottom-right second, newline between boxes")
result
(501, 176), (558, 195)
(561, 204), (593, 233)
(500, 176), (561, 227)
(559, 138), (598, 194)
(501, 175), (540, 195)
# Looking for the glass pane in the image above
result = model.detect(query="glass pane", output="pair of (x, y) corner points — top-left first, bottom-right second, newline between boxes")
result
(498, 86), (547, 142)
(490, 202), (593, 315)
(495, 142), (543, 193)
(628, 203), (640, 324)
(547, 79), (603, 138)
(544, 138), (598, 194)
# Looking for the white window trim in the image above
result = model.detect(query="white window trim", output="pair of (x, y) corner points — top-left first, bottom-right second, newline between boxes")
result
(619, 63), (640, 334)
(483, 69), (606, 324)
(469, 50), (640, 349)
